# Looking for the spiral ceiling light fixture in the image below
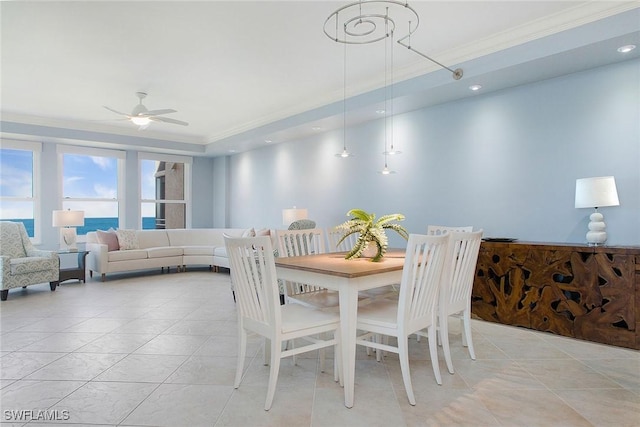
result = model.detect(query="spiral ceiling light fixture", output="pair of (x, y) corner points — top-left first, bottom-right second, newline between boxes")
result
(323, 0), (463, 79)
(325, 1), (463, 170)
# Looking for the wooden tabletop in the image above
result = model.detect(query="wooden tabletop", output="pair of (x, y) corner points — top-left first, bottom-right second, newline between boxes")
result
(274, 249), (405, 279)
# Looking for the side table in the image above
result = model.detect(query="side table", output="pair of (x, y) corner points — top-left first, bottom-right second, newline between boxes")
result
(58, 250), (89, 284)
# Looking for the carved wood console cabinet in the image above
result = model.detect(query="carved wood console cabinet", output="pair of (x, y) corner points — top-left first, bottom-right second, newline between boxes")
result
(472, 241), (640, 349)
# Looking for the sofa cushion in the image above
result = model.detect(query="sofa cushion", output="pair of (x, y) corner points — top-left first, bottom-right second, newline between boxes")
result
(108, 249), (147, 262)
(182, 246), (215, 256)
(213, 247), (228, 257)
(116, 229), (139, 250)
(166, 228), (247, 248)
(147, 247), (183, 258)
(137, 229), (170, 249)
(96, 229), (119, 251)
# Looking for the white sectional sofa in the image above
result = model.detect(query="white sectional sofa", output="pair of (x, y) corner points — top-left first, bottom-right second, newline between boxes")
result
(85, 228), (260, 281)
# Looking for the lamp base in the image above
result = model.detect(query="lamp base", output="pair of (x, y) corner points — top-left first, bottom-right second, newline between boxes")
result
(60, 227), (78, 251)
(586, 211), (607, 246)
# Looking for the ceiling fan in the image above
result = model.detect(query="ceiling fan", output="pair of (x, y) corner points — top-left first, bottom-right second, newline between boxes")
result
(103, 92), (189, 129)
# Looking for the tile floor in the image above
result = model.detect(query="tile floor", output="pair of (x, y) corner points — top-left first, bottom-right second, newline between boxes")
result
(1, 269), (638, 426)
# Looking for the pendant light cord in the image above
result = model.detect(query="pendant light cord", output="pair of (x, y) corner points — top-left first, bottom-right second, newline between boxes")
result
(343, 40), (347, 152)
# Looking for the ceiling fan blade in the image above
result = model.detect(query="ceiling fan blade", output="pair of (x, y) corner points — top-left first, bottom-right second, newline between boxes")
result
(149, 116), (189, 126)
(103, 106), (130, 116)
(140, 109), (177, 116)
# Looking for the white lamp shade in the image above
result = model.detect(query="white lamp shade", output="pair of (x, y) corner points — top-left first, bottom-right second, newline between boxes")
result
(575, 176), (620, 209)
(282, 208), (308, 226)
(52, 210), (85, 227)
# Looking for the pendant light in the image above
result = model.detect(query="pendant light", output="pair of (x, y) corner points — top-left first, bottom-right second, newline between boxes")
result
(336, 38), (353, 158)
(382, 20), (400, 157)
(379, 10), (396, 175)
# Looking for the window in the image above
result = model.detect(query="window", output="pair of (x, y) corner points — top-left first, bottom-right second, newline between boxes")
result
(140, 153), (191, 229)
(0, 140), (41, 240)
(58, 145), (125, 237)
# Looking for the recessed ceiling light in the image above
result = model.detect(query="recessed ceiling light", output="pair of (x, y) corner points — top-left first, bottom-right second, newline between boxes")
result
(228, 149), (236, 153)
(469, 84), (482, 91)
(264, 139), (272, 143)
(311, 126), (322, 131)
(617, 44), (636, 53)
(375, 109), (385, 114)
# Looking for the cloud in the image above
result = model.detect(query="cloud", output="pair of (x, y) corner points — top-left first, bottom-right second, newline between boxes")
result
(0, 164), (32, 197)
(94, 184), (117, 199)
(64, 176), (84, 185)
(90, 156), (112, 170)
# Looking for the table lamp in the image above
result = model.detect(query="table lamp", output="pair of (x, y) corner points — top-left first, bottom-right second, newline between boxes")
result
(52, 209), (85, 251)
(574, 176), (619, 246)
(282, 207), (308, 227)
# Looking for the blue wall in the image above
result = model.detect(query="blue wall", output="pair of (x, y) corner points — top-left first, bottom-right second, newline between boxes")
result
(225, 59), (640, 246)
(4, 58), (638, 249)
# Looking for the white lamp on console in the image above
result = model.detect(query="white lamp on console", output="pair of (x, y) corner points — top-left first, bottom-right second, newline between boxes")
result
(52, 209), (85, 251)
(574, 176), (620, 246)
(282, 207), (308, 227)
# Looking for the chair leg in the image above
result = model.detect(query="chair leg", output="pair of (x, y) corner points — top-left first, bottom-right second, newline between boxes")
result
(376, 334), (386, 362)
(264, 338), (271, 366)
(462, 309), (476, 360)
(265, 339), (282, 411)
(440, 313), (454, 374)
(1, 290), (8, 301)
(398, 336), (416, 406)
(334, 329), (342, 385)
(234, 328), (247, 389)
(291, 339), (298, 366)
(428, 325), (442, 385)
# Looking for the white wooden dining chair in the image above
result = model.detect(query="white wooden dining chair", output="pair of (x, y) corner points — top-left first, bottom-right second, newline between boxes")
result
(416, 225), (473, 343)
(225, 235), (341, 411)
(276, 228), (339, 308)
(355, 233), (449, 405)
(438, 229), (483, 374)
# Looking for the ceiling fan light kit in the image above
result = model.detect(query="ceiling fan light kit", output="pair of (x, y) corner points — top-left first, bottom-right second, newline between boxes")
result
(103, 91), (189, 129)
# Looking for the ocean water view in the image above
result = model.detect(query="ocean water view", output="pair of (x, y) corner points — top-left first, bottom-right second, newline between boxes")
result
(5, 217), (156, 237)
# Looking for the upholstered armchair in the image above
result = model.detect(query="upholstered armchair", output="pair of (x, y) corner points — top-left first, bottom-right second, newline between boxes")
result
(0, 222), (59, 301)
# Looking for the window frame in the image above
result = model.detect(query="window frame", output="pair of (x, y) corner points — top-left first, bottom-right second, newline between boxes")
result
(57, 144), (125, 240)
(139, 152), (192, 230)
(0, 140), (42, 243)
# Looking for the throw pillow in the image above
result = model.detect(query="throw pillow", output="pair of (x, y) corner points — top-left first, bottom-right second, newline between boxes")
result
(116, 229), (139, 250)
(242, 228), (256, 237)
(96, 229), (119, 251)
(255, 228), (271, 237)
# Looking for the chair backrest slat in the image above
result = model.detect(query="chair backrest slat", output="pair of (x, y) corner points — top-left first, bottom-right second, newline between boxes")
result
(397, 234), (448, 332)
(277, 229), (325, 258)
(441, 230), (483, 310)
(225, 235), (280, 331)
(326, 227), (358, 253)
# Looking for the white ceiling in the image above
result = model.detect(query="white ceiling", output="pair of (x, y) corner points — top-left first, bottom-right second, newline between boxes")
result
(1, 1), (639, 157)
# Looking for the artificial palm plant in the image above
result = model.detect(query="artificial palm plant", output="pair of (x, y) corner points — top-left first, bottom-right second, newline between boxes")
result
(336, 208), (409, 262)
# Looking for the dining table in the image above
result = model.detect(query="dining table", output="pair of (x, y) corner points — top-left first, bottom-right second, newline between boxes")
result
(274, 249), (405, 408)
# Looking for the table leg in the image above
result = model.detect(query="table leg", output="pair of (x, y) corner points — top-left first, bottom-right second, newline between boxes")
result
(339, 285), (359, 408)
